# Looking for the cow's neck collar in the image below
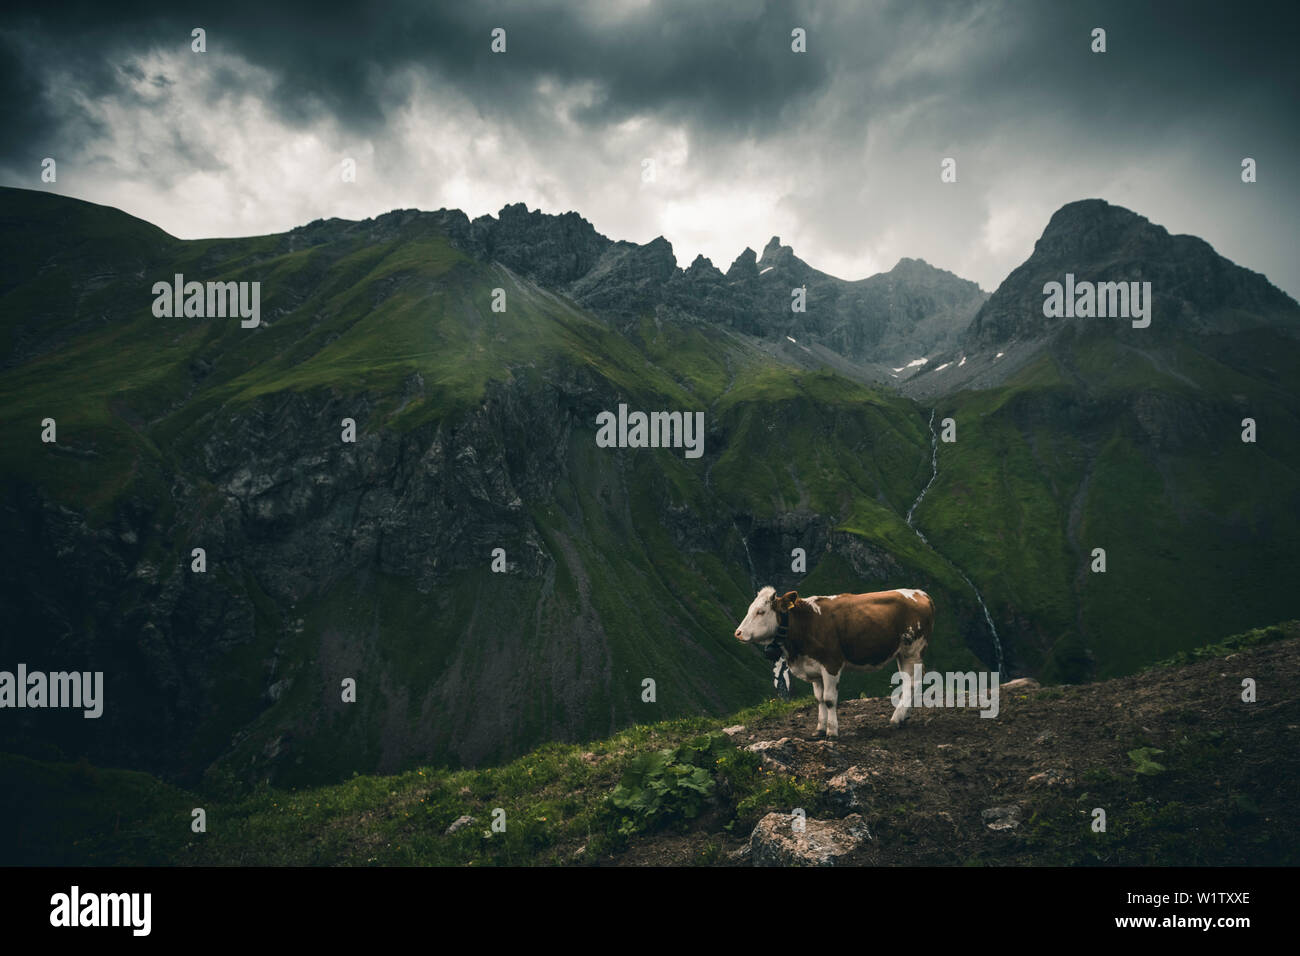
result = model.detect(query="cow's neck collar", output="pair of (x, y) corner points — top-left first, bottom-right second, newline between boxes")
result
(762, 608), (793, 664)
(770, 608), (793, 659)
(775, 609), (790, 642)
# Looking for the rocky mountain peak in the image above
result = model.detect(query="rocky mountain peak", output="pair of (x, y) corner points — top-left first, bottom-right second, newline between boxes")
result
(1030, 198), (1168, 263)
(726, 247), (759, 280)
(889, 256), (933, 275)
(686, 253), (721, 280)
(464, 202), (611, 286)
(758, 236), (796, 269)
(964, 198), (1300, 349)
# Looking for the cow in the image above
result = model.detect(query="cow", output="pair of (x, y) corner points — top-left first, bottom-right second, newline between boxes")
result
(733, 586), (933, 738)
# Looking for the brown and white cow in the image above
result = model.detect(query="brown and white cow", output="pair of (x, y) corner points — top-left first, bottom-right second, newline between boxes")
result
(733, 586), (933, 737)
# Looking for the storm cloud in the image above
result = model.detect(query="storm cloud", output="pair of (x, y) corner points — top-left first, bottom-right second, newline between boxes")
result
(3, 0), (1297, 295)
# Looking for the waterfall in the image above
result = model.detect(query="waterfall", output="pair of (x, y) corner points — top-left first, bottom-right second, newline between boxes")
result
(905, 409), (1005, 673)
(906, 409), (941, 536)
(735, 521), (758, 591)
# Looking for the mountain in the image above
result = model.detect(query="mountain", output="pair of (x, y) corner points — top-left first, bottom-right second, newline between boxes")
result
(400, 201), (989, 369)
(0, 188), (993, 788)
(904, 198), (1300, 395)
(1, 188), (1296, 793)
(899, 199), (1300, 681)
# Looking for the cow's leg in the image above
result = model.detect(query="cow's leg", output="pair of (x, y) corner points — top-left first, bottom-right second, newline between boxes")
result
(811, 677), (826, 737)
(821, 667), (840, 739)
(890, 653), (921, 725)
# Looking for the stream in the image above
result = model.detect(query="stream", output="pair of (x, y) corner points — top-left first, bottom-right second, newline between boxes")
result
(906, 409), (1005, 673)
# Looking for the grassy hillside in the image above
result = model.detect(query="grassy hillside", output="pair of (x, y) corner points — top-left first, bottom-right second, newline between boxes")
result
(916, 325), (1300, 682)
(5, 622), (1295, 867)
(0, 189), (987, 785)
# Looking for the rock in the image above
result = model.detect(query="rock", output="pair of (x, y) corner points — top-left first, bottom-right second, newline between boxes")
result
(1034, 730), (1056, 745)
(728, 843), (752, 863)
(745, 737), (795, 770)
(467, 203), (611, 287)
(981, 806), (1021, 831)
(1027, 769), (1072, 788)
(825, 765), (873, 811)
(1001, 677), (1041, 692)
(444, 815), (476, 835)
(749, 812), (872, 866)
(722, 725), (746, 737)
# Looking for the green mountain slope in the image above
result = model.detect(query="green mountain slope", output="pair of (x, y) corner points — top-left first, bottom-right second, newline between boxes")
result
(0, 188), (987, 786)
(3, 188), (1296, 789)
(916, 323), (1300, 682)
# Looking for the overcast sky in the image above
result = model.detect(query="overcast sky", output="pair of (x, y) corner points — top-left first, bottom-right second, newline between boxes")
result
(3, 0), (1297, 296)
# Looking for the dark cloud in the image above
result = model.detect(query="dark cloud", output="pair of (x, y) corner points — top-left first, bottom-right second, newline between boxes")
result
(1, 0), (1296, 295)
(5, 0), (1297, 148)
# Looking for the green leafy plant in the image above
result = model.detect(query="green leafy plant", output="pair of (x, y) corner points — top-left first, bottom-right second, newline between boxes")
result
(606, 733), (733, 836)
(1127, 747), (1167, 775)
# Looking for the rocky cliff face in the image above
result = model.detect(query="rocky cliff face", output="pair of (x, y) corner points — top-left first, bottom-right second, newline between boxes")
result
(370, 202), (991, 366)
(2, 374), (571, 777)
(3, 363), (941, 783)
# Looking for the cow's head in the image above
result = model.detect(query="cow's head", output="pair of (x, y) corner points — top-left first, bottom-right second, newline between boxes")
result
(734, 586), (799, 643)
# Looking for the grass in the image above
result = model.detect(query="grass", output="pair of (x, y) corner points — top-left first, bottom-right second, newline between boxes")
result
(915, 326), (1300, 682)
(1144, 621), (1299, 671)
(0, 697), (808, 867)
(7, 624), (1297, 867)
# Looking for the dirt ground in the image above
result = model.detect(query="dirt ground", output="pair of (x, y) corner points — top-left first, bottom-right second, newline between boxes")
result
(610, 636), (1300, 865)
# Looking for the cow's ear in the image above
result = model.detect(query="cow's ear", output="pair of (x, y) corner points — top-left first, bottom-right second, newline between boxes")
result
(778, 590), (798, 611)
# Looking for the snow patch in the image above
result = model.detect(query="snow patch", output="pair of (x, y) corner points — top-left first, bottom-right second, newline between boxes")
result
(890, 357), (929, 372)
(958, 355), (967, 367)
(759, 266), (774, 275)
(935, 362), (952, 372)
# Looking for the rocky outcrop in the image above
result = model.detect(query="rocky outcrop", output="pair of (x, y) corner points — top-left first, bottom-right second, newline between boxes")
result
(744, 738), (797, 772)
(825, 765), (874, 812)
(421, 205), (989, 364)
(749, 811), (872, 866)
